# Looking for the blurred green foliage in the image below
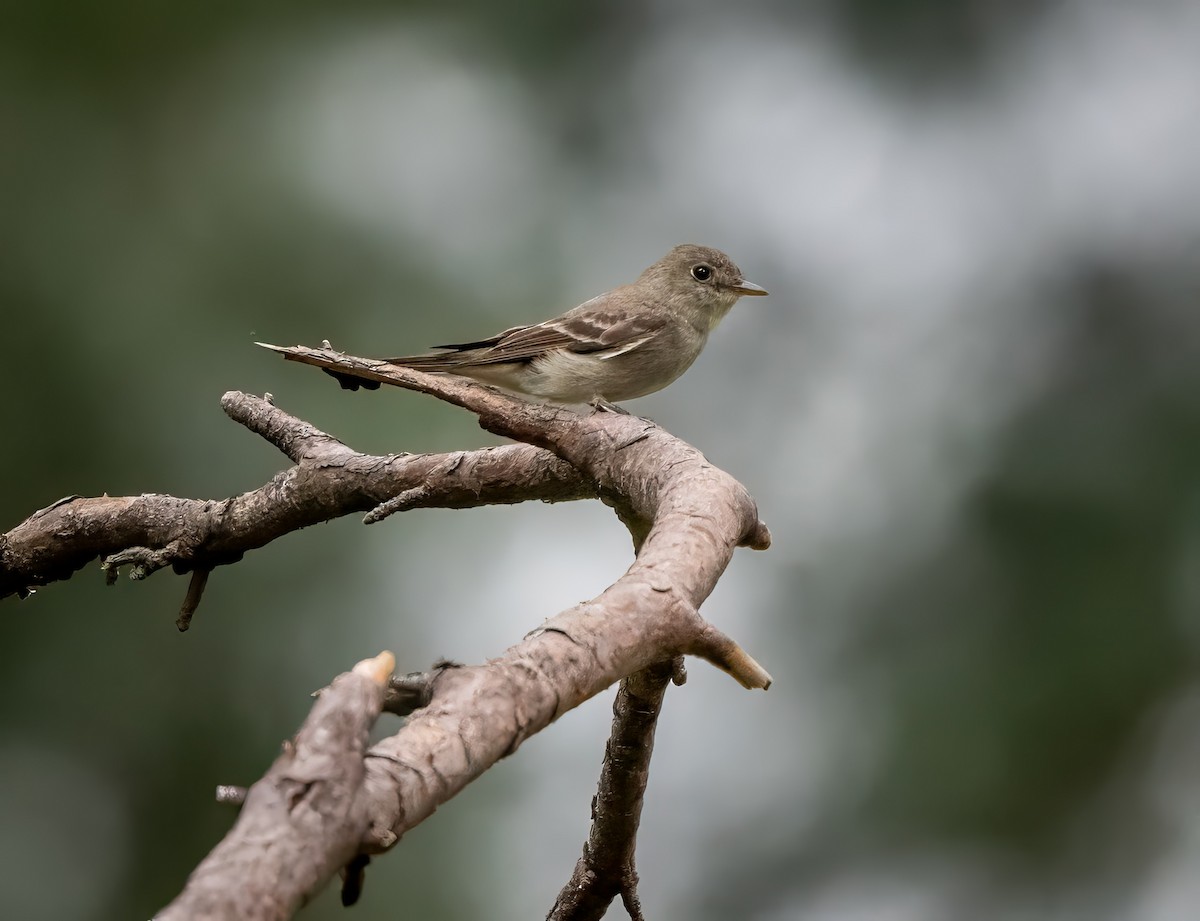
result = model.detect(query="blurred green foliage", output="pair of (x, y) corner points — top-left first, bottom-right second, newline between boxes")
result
(3, 0), (1199, 919)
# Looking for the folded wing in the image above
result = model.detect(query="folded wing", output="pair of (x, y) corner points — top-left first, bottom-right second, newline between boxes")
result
(389, 294), (665, 369)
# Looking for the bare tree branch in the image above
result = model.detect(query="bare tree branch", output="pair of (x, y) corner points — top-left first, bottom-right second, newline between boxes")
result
(0, 393), (590, 601)
(4, 344), (773, 917)
(548, 658), (683, 921)
(158, 651), (396, 920)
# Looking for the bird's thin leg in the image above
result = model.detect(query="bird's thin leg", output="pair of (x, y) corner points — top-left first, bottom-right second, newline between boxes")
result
(590, 398), (631, 415)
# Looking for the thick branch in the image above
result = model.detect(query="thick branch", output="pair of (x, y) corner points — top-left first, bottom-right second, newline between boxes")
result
(159, 652), (395, 920)
(0, 393), (590, 600)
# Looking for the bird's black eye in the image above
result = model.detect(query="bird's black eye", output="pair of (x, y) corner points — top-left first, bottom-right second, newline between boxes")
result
(691, 264), (712, 282)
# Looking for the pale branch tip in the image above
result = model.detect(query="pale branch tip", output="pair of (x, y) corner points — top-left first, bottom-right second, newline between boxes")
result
(352, 650), (396, 687)
(689, 627), (774, 690)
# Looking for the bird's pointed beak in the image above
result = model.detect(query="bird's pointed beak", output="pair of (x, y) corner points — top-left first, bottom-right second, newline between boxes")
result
(731, 279), (769, 297)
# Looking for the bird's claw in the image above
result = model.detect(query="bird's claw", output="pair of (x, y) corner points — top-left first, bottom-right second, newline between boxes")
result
(589, 398), (630, 415)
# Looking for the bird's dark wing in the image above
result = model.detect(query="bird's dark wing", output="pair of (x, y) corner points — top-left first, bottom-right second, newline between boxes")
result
(429, 295), (665, 367)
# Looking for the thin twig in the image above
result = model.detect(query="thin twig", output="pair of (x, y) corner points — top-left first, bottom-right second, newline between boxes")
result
(176, 568), (210, 632)
(548, 659), (678, 921)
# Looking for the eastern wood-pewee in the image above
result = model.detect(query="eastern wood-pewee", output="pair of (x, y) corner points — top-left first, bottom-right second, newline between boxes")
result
(329, 244), (768, 405)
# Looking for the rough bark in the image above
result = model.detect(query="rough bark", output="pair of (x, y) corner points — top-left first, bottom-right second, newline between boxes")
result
(2, 347), (772, 918)
(547, 659), (684, 921)
(0, 395), (588, 602)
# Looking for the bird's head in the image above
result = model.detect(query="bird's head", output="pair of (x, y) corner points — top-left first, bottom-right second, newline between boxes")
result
(637, 244), (768, 328)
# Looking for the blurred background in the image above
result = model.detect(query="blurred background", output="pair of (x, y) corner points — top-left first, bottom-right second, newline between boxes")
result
(2, 0), (1199, 918)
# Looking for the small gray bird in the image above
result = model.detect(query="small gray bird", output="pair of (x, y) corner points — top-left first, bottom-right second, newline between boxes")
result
(330, 244), (768, 405)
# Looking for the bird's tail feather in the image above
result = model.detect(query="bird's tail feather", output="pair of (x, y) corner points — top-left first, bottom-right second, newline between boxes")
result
(326, 346), (490, 391)
(382, 350), (476, 372)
